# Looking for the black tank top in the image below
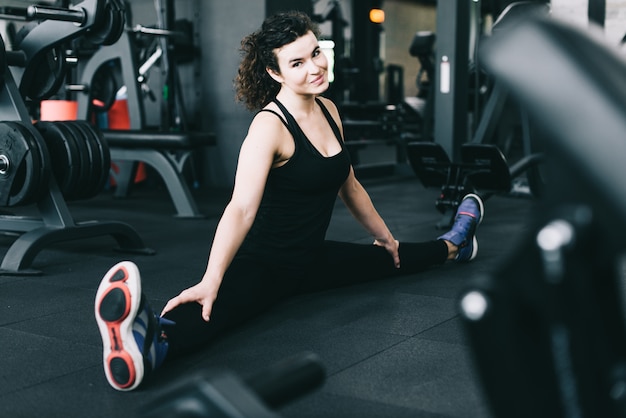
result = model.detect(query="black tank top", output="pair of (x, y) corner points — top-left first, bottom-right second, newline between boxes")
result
(239, 98), (351, 268)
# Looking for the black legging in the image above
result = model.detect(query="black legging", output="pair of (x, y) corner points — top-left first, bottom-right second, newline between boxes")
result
(162, 239), (448, 358)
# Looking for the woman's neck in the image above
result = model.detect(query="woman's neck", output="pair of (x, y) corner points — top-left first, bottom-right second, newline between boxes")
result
(276, 91), (318, 117)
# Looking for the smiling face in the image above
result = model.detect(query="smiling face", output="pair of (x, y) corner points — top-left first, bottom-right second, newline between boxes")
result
(267, 31), (329, 97)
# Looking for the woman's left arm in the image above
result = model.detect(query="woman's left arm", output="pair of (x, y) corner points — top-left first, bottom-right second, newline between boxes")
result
(338, 169), (400, 268)
(318, 96), (400, 267)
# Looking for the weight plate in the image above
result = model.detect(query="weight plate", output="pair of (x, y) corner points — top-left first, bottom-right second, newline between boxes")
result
(86, 0), (122, 47)
(68, 121), (102, 199)
(51, 122), (80, 196)
(102, 5), (126, 46)
(13, 121), (50, 205)
(91, 63), (118, 111)
(76, 121), (110, 196)
(60, 121), (91, 200)
(26, 122), (51, 204)
(13, 22), (67, 100)
(35, 121), (81, 197)
(52, 122), (80, 196)
(0, 121), (41, 207)
(21, 47), (68, 101)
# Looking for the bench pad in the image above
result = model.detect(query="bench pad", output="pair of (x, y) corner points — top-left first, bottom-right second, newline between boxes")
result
(102, 130), (216, 149)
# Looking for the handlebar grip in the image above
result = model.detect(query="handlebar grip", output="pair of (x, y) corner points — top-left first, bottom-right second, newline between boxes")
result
(26, 5), (86, 24)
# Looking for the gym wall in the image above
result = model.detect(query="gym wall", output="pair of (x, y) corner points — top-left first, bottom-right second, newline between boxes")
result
(126, 0), (263, 188)
(382, 0), (436, 99)
(551, 0), (626, 46)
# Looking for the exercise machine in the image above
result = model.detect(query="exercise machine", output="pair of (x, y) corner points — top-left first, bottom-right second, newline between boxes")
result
(460, 16), (626, 418)
(72, 0), (215, 218)
(405, 30), (436, 142)
(406, 1), (548, 227)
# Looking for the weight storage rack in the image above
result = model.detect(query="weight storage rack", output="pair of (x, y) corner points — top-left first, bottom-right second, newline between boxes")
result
(0, 0), (154, 275)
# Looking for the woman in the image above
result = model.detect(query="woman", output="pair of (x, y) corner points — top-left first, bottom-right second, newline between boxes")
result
(94, 11), (484, 391)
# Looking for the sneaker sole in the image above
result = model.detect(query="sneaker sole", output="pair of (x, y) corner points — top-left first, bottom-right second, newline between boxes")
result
(94, 261), (144, 391)
(463, 193), (484, 262)
(463, 193), (485, 224)
(468, 236), (479, 261)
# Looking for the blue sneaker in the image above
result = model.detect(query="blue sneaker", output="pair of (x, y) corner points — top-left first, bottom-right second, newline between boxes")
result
(438, 193), (484, 262)
(95, 261), (170, 391)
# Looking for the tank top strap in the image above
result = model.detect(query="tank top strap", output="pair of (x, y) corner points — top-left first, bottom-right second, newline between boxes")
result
(256, 108), (292, 133)
(273, 98), (344, 147)
(271, 100), (303, 139)
(315, 97), (344, 144)
(273, 99), (323, 156)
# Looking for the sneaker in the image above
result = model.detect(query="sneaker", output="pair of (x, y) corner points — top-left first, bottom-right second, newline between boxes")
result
(95, 261), (169, 391)
(438, 193), (484, 262)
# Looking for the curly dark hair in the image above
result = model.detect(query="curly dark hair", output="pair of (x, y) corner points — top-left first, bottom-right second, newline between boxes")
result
(234, 11), (321, 111)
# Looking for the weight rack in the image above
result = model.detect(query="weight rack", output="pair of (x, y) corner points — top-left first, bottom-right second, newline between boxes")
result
(0, 0), (153, 275)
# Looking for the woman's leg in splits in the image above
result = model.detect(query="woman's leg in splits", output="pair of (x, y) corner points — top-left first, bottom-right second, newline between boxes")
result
(162, 255), (300, 358)
(95, 256), (299, 390)
(299, 240), (448, 294)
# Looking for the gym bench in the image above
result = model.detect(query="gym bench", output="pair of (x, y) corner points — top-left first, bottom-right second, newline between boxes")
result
(101, 129), (216, 218)
(407, 141), (543, 228)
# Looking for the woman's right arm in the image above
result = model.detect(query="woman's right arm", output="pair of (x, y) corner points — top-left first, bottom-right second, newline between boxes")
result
(161, 112), (285, 321)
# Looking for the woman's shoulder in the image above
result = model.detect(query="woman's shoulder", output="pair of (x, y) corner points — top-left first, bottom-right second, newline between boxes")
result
(248, 103), (290, 139)
(252, 102), (286, 125)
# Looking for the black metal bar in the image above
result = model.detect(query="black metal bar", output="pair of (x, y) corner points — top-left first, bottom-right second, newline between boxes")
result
(26, 5), (86, 24)
(433, 0), (471, 161)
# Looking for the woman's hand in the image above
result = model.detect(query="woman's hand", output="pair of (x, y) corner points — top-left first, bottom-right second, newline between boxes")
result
(161, 281), (219, 322)
(374, 238), (400, 268)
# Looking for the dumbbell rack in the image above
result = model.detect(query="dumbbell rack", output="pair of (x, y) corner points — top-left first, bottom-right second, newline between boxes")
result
(0, 0), (154, 275)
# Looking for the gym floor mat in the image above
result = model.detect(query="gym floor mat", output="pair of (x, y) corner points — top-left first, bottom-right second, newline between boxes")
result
(0, 173), (534, 418)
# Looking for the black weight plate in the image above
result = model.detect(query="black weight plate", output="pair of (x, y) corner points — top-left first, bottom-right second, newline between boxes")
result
(4, 121), (44, 206)
(68, 121), (99, 199)
(69, 121), (102, 199)
(35, 121), (81, 196)
(60, 122), (91, 200)
(75, 121), (110, 196)
(13, 121), (50, 205)
(26, 123), (51, 204)
(7, 123), (40, 206)
(50, 122), (80, 196)
(91, 63), (118, 111)
(19, 131), (42, 205)
(102, 6), (126, 46)
(86, 3), (117, 47)
(75, 121), (110, 198)
(48, 122), (80, 196)
(22, 47), (67, 101)
(0, 121), (41, 206)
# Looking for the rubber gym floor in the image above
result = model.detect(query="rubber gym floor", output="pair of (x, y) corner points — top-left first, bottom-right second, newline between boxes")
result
(0, 167), (535, 418)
